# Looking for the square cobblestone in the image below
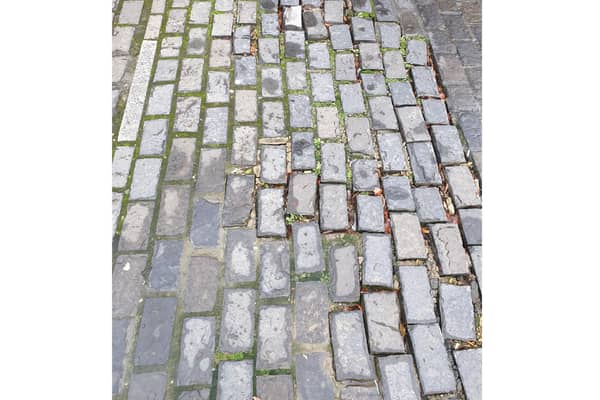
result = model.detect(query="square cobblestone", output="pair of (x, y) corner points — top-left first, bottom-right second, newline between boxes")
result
(376, 22), (401, 48)
(262, 101), (285, 137)
(389, 81), (417, 106)
(206, 71), (230, 103)
(330, 24), (354, 50)
(422, 98), (449, 124)
(237, 1), (257, 24)
(257, 375), (293, 400)
(357, 195), (385, 232)
(234, 55), (256, 86)
(304, 9), (328, 39)
(412, 66), (440, 97)
(190, 2), (211, 24)
(361, 72), (387, 96)
(406, 39), (428, 65)
(187, 27), (207, 55)
(262, 67), (284, 97)
(291, 131), (316, 169)
(259, 37), (280, 63)
(288, 95), (312, 127)
(383, 50), (407, 79)
(295, 352), (335, 399)
(119, 1), (143, 24)
(286, 61), (307, 89)
(369, 96), (398, 130)
(284, 30), (306, 59)
(212, 13), (234, 37)
(407, 142), (442, 186)
(335, 53), (357, 80)
(347, 117), (375, 156)
(382, 175), (415, 212)
(445, 165), (482, 208)
(166, 9), (187, 33)
(128, 372), (167, 400)
(431, 125), (466, 165)
(311, 72), (335, 102)
(154, 59), (178, 82)
(262, 13), (280, 36)
(161, 36), (183, 57)
(325, 1), (344, 24)
(377, 132), (407, 172)
(395, 106), (429, 142)
(359, 42), (384, 70)
(352, 159), (379, 191)
(413, 187), (447, 223)
(351, 17), (376, 42)
(209, 38), (232, 67)
(215, 0), (234, 11)
(147, 84), (174, 115)
(308, 42), (331, 69)
(284, 5), (302, 30)
(390, 213), (427, 260)
(339, 83), (366, 114)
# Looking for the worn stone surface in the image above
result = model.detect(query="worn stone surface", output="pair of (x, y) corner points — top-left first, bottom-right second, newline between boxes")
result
(377, 355), (421, 400)
(295, 352), (335, 400)
(174, 96), (202, 132)
(217, 360), (253, 400)
(262, 13), (280, 36)
(179, 58), (204, 93)
(237, 1), (257, 24)
(390, 213), (427, 260)
(325, 1), (344, 24)
(319, 184), (348, 231)
(377, 132), (407, 172)
(445, 165), (482, 208)
(257, 375), (293, 400)
(454, 349), (482, 400)
(356, 195), (385, 233)
(177, 317), (216, 385)
(407, 142), (443, 186)
(262, 101), (285, 137)
(406, 39), (427, 65)
(382, 176), (415, 212)
(149, 240), (184, 291)
(223, 174), (255, 227)
(439, 283), (476, 340)
(178, 390), (210, 400)
(321, 142), (346, 183)
(422, 98), (449, 124)
(161, 36), (183, 57)
(130, 158), (162, 200)
(362, 233), (394, 288)
(206, 71), (230, 103)
(260, 37), (280, 63)
(112, 318), (133, 394)
(294, 282), (330, 345)
(330, 24), (353, 50)
(413, 187), (447, 223)
(339, 83), (366, 114)
(112, 146), (134, 188)
(330, 311), (375, 381)
(336, 53), (357, 80)
(284, 30), (306, 59)
(329, 245), (360, 302)
(119, 202), (154, 251)
(262, 67), (284, 97)
(376, 22), (401, 48)
(225, 229), (256, 284)
(260, 145), (287, 184)
(395, 106), (429, 142)
(431, 125), (466, 165)
(203, 106), (229, 144)
(184, 256), (219, 312)
(363, 291), (405, 353)
(286, 61), (307, 89)
(292, 222), (325, 273)
(288, 95), (312, 127)
(383, 50), (407, 79)
(128, 372), (167, 400)
(196, 147), (226, 193)
(368, 96), (398, 130)
(291, 131), (316, 169)
(469, 246), (483, 290)
(359, 43), (384, 70)
(212, 12), (233, 37)
(187, 27), (207, 55)
(304, 9), (328, 39)
(361, 72), (387, 96)
(140, 119), (168, 155)
(113, 255), (146, 318)
(287, 173), (317, 216)
(234, 90), (258, 122)
(234, 55), (256, 85)
(156, 185), (191, 236)
(398, 266), (437, 324)
(308, 42), (331, 69)
(347, 117), (375, 155)
(135, 297), (177, 366)
(311, 72), (336, 102)
(219, 289), (256, 352)
(317, 106), (341, 139)
(190, 199), (221, 248)
(389, 81), (417, 107)
(190, 2), (211, 24)
(352, 159), (379, 192)
(231, 126), (258, 165)
(341, 386), (381, 400)
(352, 17), (376, 42)
(259, 241), (290, 298)
(257, 305), (292, 369)
(166, 138), (197, 181)
(458, 208), (482, 245)
(284, 5), (302, 30)
(257, 188), (286, 237)
(412, 66), (440, 97)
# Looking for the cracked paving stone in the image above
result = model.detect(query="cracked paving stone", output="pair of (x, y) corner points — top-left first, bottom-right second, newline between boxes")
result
(308, 42), (331, 69)
(291, 131), (316, 169)
(287, 172), (317, 216)
(146, 84), (174, 115)
(209, 38), (232, 68)
(286, 61), (307, 89)
(439, 283), (476, 340)
(329, 245), (360, 302)
(288, 94), (312, 127)
(357, 195), (385, 233)
(179, 58), (204, 93)
(408, 324), (456, 395)
(190, 2), (211, 24)
(458, 208), (482, 245)
(234, 55), (257, 86)
(113, 255), (146, 318)
(231, 126), (258, 165)
(113, 318), (133, 394)
(341, 386), (381, 400)
(454, 349), (482, 400)
(184, 256), (219, 312)
(156, 185), (191, 236)
(361, 72), (387, 96)
(235, 90), (257, 122)
(128, 372), (167, 400)
(292, 222), (325, 273)
(259, 37), (280, 63)
(376, 22), (401, 48)
(166, 138), (196, 181)
(174, 96), (202, 132)
(140, 119), (168, 156)
(129, 158), (162, 200)
(112, 146), (134, 189)
(407, 142), (442, 186)
(377, 355), (421, 400)
(284, 30), (306, 59)
(317, 106), (340, 138)
(233, 25), (251, 54)
(161, 36), (183, 57)
(445, 165), (482, 208)
(362, 233), (394, 288)
(223, 174), (255, 227)
(311, 72), (335, 102)
(377, 132), (407, 172)
(203, 107), (229, 144)
(352, 159), (379, 191)
(347, 117), (375, 156)
(294, 282), (330, 345)
(390, 213), (427, 260)
(260, 145), (287, 184)
(351, 16), (376, 42)
(196, 147), (226, 193)
(206, 71), (230, 103)
(321, 142), (346, 183)
(336, 53), (357, 80)
(304, 9), (328, 40)
(154, 59), (178, 82)
(134, 297), (177, 366)
(237, 1), (257, 24)
(257, 188), (286, 237)
(359, 42), (384, 70)
(177, 317), (216, 385)
(330, 24), (353, 51)
(411, 66), (440, 98)
(389, 81), (417, 107)
(339, 83), (366, 114)
(406, 39), (427, 65)
(382, 175), (415, 212)
(325, 1), (344, 24)
(395, 106), (429, 142)
(422, 98), (449, 124)
(398, 266), (437, 324)
(190, 199), (221, 248)
(262, 13), (280, 36)
(259, 241), (290, 298)
(363, 291), (405, 353)
(212, 13), (234, 37)
(431, 125), (466, 165)
(219, 289), (256, 352)
(187, 27), (207, 55)
(257, 305), (292, 369)
(319, 184), (349, 231)
(383, 50), (407, 79)
(284, 5), (302, 30)
(262, 67), (284, 97)
(413, 187), (446, 223)
(330, 311), (375, 381)
(262, 101), (285, 137)
(295, 352), (335, 400)
(369, 96), (398, 130)
(225, 229), (256, 284)
(217, 360), (253, 400)
(257, 375), (293, 400)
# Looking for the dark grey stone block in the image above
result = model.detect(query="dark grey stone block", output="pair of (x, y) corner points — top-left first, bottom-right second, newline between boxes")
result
(407, 142), (442, 186)
(257, 305), (292, 369)
(376, 22), (401, 48)
(377, 355), (421, 400)
(356, 195), (385, 233)
(259, 241), (290, 298)
(368, 96), (398, 130)
(260, 145), (287, 184)
(149, 240), (184, 291)
(294, 282), (330, 345)
(363, 291), (405, 353)
(347, 117), (375, 156)
(178, 390), (210, 400)
(422, 98), (449, 124)
(352, 159), (379, 191)
(397, 266), (437, 324)
(118, 202), (154, 251)
(288, 173), (317, 216)
(291, 131), (316, 170)
(439, 283), (476, 340)
(295, 352), (335, 400)
(184, 256), (219, 312)
(389, 81), (417, 107)
(217, 360), (253, 400)
(445, 165), (481, 208)
(390, 213), (427, 260)
(352, 17), (376, 42)
(225, 229), (257, 284)
(353, 0), (372, 12)
(383, 50), (407, 79)
(257, 188), (286, 237)
(257, 375), (293, 400)
(330, 311), (375, 381)
(377, 132), (407, 172)
(411, 66), (440, 97)
(374, 0), (398, 22)
(113, 255), (146, 318)
(112, 318), (132, 394)
(196, 147), (226, 193)
(135, 297), (177, 366)
(190, 199), (221, 248)
(362, 233), (394, 288)
(361, 72), (387, 96)
(128, 372), (167, 400)
(329, 245), (360, 302)
(413, 187), (446, 223)
(382, 175), (415, 212)
(395, 106), (429, 142)
(219, 289), (256, 352)
(319, 184), (349, 231)
(177, 317), (216, 385)
(431, 125), (466, 165)
(458, 208), (482, 245)
(341, 385), (381, 400)
(260, 0), (279, 11)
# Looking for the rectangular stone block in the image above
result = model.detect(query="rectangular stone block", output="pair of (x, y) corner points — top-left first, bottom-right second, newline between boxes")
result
(149, 240), (184, 291)
(319, 184), (349, 231)
(317, 106), (341, 139)
(212, 13), (233, 36)
(351, 17), (376, 42)
(260, 145), (287, 184)
(206, 71), (230, 103)
(190, 199), (221, 248)
(407, 142), (443, 186)
(177, 317), (216, 385)
(118, 203), (153, 251)
(166, 138), (197, 181)
(311, 72), (335, 102)
(395, 106), (429, 142)
(288, 95), (312, 128)
(382, 175), (415, 212)
(174, 96), (202, 132)
(284, 30), (306, 59)
(347, 117), (374, 156)
(209, 38), (232, 67)
(203, 107), (229, 144)
(431, 125), (466, 165)
(413, 187), (447, 223)
(156, 185), (191, 236)
(294, 281), (330, 345)
(377, 132), (407, 172)
(135, 297), (177, 366)
(234, 89), (257, 122)
(113, 255), (146, 318)
(336, 53), (357, 80)
(259, 241), (290, 298)
(458, 208), (482, 245)
(219, 289), (256, 352)
(112, 318), (133, 394)
(234, 55), (256, 86)
(129, 158), (162, 200)
(397, 266), (437, 324)
(217, 360), (253, 400)
(325, 1), (344, 24)
(161, 36), (183, 57)
(339, 83), (366, 114)
(286, 61), (307, 90)
(147, 84), (174, 115)
(361, 72), (387, 96)
(225, 229), (256, 284)
(422, 98), (449, 124)
(291, 131), (316, 170)
(215, 0), (234, 11)
(128, 372), (167, 400)
(187, 27), (207, 55)
(231, 126), (258, 165)
(119, 1), (143, 24)
(363, 291), (405, 353)
(179, 58), (204, 93)
(257, 375), (293, 400)
(383, 50), (407, 79)
(166, 9), (186, 33)
(439, 283), (476, 341)
(262, 67), (284, 97)
(284, 5), (302, 30)
(359, 43), (384, 70)
(287, 173), (317, 217)
(454, 349), (482, 400)
(329, 245), (360, 302)
(196, 147), (226, 193)
(352, 159), (379, 192)
(292, 222), (325, 273)
(377, 355), (421, 400)
(190, 2), (211, 24)
(368, 96), (398, 130)
(295, 352), (335, 400)
(304, 9), (328, 39)
(321, 142), (346, 183)
(257, 188), (286, 237)
(257, 305), (292, 369)
(362, 233), (394, 288)
(376, 22), (401, 48)
(259, 37), (280, 63)
(411, 66), (440, 98)
(406, 39), (427, 65)
(390, 213), (427, 260)
(262, 101), (285, 137)
(356, 195), (385, 233)
(330, 311), (375, 381)
(237, 1), (257, 24)
(223, 174), (255, 227)
(340, 386), (381, 400)
(184, 256), (219, 312)
(308, 42), (331, 69)
(112, 146), (134, 189)
(262, 13), (280, 36)
(140, 119), (168, 155)
(389, 81), (417, 107)
(445, 165), (482, 208)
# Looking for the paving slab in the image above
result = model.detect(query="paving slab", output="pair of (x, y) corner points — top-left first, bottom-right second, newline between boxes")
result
(219, 289), (256, 352)
(445, 165), (482, 208)
(190, 199), (221, 248)
(347, 117), (375, 155)
(413, 187), (447, 223)
(295, 352), (335, 400)
(135, 297), (177, 366)
(184, 256), (219, 312)
(363, 291), (405, 353)
(377, 132), (407, 172)
(257, 188), (287, 237)
(330, 311), (375, 381)
(225, 229), (257, 284)
(407, 142), (443, 186)
(259, 240), (291, 298)
(356, 195), (385, 233)
(257, 305), (292, 369)
(177, 317), (216, 385)
(294, 282), (330, 345)
(329, 245), (360, 302)
(149, 240), (184, 291)
(321, 142), (347, 183)
(216, 360), (254, 400)
(398, 267), (437, 324)
(439, 283), (476, 340)
(362, 233), (394, 288)
(291, 131), (316, 169)
(454, 349), (482, 400)
(319, 184), (349, 231)
(260, 145), (287, 184)
(377, 355), (421, 400)
(390, 213), (427, 260)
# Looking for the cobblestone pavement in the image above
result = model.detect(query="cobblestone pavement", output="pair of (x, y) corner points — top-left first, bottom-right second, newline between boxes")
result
(112, 0), (482, 399)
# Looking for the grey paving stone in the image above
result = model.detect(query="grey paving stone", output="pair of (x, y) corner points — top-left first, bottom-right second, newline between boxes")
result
(389, 81), (417, 107)
(390, 213), (427, 260)
(352, 0), (372, 12)
(119, 1), (143, 24)
(291, 131), (316, 169)
(130, 158), (162, 200)
(259, 241), (290, 298)
(294, 282), (330, 345)
(113, 255), (146, 318)
(209, 38), (232, 68)
(196, 147), (226, 193)
(361, 72), (387, 96)
(113, 26), (134, 53)
(261, 145), (287, 184)
(257, 188), (287, 237)
(154, 59), (178, 83)
(445, 165), (481, 208)
(287, 172), (317, 216)
(347, 117), (374, 155)
(225, 229), (256, 283)
(284, 5), (302, 30)
(422, 98), (449, 124)
(341, 386), (381, 400)
(458, 208), (482, 246)
(259, 37), (280, 63)
(369, 96), (398, 130)
(431, 125), (465, 165)
(408, 324), (456, 395)
(317, 106), (340, 139)
(383, 50), (407, 79)
(412, 66), (440, 98)
(262, 13), (280, 36)
(177, 317), (216, 385)
(382, 176), (414, 212)
(166, 8), (187, 33)
(219, 289), (256, 352)
(469, 246), (482, 291)
(406, 39), (427, 65)
(187, 27), (207, 55)
(329, 245), (360, 302)
(190, 198), (221, 248)
(325, 1), (344, 24)
(149, 240), (184, 291)
(257, 305), (292, 369)
(147, 84), (174, 115)
(174, 96), (202, 132)
(217, 360), (253, 400)
(112, 318), (133, 394)
(260, 0), (279, 10)
(262, 101), (285, 137)
(233, 25), (251, 54)
(457, 111), (482, 152)
(237, 1), (257, 24)
(161, 36), (183, 57)
(156, 185), (191, 236)
(435, 53), (470, 85)
(284, 30), (306, 59)
(206, 71), (230, 103)
(407, 142), (442, 186)
(321, 142), (346, 183)
(454, 348), (482, 400)
(377, 132), (407, 172)
(215, 0), (234, 11)
(184, 256), (219, 312)
(140, 119), (168, 156)
(308, 42), (331, 69)
(395, 106), (429, 142)
(357, 195), (385, 233)
(330, 311), (375, 381)
(292, 222), (325, 273)
(362, 233), (394, 287)
(311, 72), (335, 102)
(329, 25), (353, 52)
(135, 297), (177, 366)
(363, 291), (405, 353)
(376, 22), (401, 48)
(352, 17), (376, 42)
(439, 283), (475, 340)
(377, 355), (421, 400)
(257, 375), (293, 400)
(223, 174), (255, 227)
(165, 138), (196, 181)
(172, 0), (190, 7)
(359, 43), (384, 70)
(304, 9), (328, 39)
(339, 83), (366, 114)
(262, 67), (284, 97)
(178, 390), (210, 400)
(288, 94), (312, 127)
(336, 53), (357, 80)
(179, 58), (204, 93)
(112, 146), (134, 188)
(352, 159), (379, 191)
(190, 1), (211, 24)
(212, 13), (233, 36)
(413, 187), (446, 223)
(286, 61), (307, 89)
(128, 372), (167, 400)
(203, 107), (229, 145)
(295, 352), (335, 400)
(319, 184), (348, 231)
(231, 125), (258, 165)
(234, 55), (257, 86)
(374, 0), (398, 22)
(397, 266), (437, 324)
